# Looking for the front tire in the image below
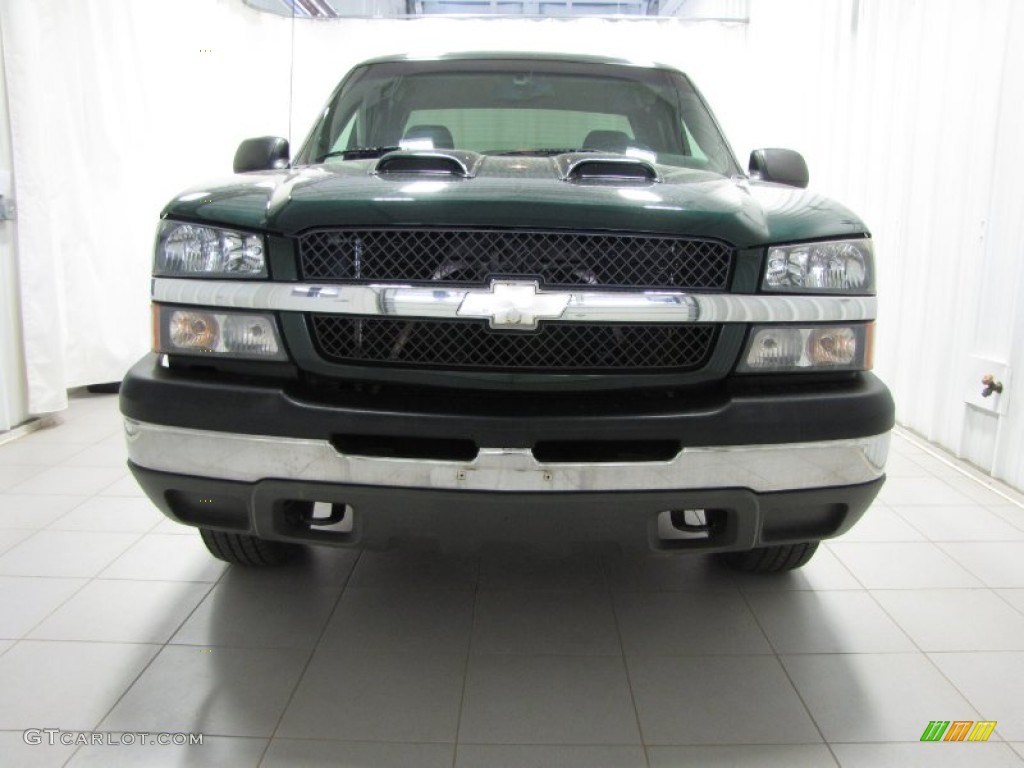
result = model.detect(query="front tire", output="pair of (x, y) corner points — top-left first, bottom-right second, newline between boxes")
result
(199, 528), (301, 566)
(720, 542), (819, 573)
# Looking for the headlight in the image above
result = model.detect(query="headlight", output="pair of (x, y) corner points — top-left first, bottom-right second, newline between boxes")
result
(155, 305), (286, 360)
(738, 323), (872, 372)
(763, 238), (873, 293)
(155, 221), (266, 278)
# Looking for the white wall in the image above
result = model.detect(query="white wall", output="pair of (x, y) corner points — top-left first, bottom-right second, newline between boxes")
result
(0, 0), (292, 413)
(731, 0), (1024, 486)
(3, 0), (1024, 487)
(0, 24), (28, 431)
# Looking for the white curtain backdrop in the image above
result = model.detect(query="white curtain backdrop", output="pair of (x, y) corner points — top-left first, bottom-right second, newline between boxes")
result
(2, 0), (1024, 487)
(0, 0), (291, 413)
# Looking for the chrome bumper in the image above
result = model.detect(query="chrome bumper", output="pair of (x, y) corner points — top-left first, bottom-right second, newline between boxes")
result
(124, 419), (889, 494)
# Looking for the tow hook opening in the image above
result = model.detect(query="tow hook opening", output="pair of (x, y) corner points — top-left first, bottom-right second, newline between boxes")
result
(282, 500), (355, 539)
(656, 508), (728, 546)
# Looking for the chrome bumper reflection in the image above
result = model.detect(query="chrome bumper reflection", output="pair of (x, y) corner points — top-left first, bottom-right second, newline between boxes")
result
(125, 420), (889, 494)
(152, 278), (877, 325)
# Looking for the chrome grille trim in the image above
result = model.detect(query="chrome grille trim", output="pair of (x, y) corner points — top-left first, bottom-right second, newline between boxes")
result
(152, 278), (878, 324)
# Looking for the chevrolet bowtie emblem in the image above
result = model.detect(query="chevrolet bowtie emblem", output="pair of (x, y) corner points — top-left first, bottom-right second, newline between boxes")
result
(456, 280), (571, 330)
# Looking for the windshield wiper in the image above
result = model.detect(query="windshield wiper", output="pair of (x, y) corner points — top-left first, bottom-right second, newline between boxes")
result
(320, 146), (401, 161)
(492, 148), (602, 157)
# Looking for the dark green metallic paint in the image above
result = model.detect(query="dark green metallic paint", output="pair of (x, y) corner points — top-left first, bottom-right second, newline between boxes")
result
(163, 157), (866, 250)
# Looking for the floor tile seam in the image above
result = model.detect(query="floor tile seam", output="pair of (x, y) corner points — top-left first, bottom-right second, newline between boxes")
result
(735, 586), (791, 657)
(818, 541), (872, 591)
(886, 506), (959, 542)
(885, 519), (1024, 544)
(867, 586), (1007, 594)
(607, 581), (745, 594)
(877, 500), (1009, 508)
(827, 738), (1016, 744)
(0, 467), (50, 492)
(931, 541), (1017, 589)
(0, 529), (35, 558)
(992, 590), (1024, 621)
(93, 472), (136, 498)
(43, 520), (165, 535)
(257, 546), (366, 767)
(42, 491), (166, 535)
(452, 576), (482, 768)
(607, 582), (653, 767)
(614, 586), (773, 656)
(5, 638), (173, 651)
(468, 651), (970, 663)
(473, 585), (612, 594)
(89, 575), (226, 584)
(611, 586), (744, 596)
(894, 427), (1024, 509)
(463, 648), (798, 659)
(988, 509), (1024, 535)
(262, 736), (458, 745)
(859, 587), (938, 656)
(0, 528), (50, 573)
(55, 528), (159, 582)
(828, 539), (989, 588)
(736, 589), (837, 763)
(912, 649), (1024, 655)
(774, 648), (985, 749)
(337, 585), (480, 593)
(52, 441), (108, 469)
(45, 634), (168, 766)
(643, 739), (835, 748)
(457, 739), (646, 746)
(0, 463), (49, 476)
(132, 577), (219, 649)
(860, 647), (995, 729)
(4, 527), (149, 540)
(12, 571), (103, 642)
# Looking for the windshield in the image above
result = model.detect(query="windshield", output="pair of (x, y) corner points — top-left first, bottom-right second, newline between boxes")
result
(294, 58), (741, 176)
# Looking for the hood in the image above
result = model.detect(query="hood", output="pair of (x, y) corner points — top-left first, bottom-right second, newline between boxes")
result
(162, 153), (867, 249)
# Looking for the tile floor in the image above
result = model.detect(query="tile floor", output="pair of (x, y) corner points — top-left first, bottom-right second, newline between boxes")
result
(1, 392), (1024, 766)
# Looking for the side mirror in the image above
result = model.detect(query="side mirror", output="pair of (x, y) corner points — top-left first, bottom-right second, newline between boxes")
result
(233, 136), (290, 173)
(748, 148), (809, 188)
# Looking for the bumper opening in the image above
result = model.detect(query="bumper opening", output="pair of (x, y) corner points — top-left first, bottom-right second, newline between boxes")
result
(533, 439), (681, 462)
(330, 434), (479, 461)
(165, 489), (248, 531)
(277, 499), (357, 544)
(131, 463), (884, 554)
(760, 501), (848, 542)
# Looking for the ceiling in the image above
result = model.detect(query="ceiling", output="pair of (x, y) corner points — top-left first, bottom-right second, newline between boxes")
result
(242, 0), (749, 20)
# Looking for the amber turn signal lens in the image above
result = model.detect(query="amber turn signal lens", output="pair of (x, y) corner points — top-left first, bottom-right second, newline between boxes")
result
(168, 310), (218, 352)
(807, 327), (858, 366)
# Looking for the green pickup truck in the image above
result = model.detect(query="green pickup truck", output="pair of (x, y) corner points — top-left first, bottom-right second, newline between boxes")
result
(120, 53), (893, 572)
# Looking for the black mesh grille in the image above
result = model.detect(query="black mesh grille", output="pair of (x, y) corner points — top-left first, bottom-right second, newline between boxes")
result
(310, 316), (716, 373)
(298, 229), (731, 289)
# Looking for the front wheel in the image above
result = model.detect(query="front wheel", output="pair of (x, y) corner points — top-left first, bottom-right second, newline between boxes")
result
(719, 542), (819, 573)
(199, 528), (301, 566)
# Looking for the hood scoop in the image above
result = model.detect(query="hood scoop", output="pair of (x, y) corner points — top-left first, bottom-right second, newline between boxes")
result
(374, 150), (482, 178)
(559, 154), (660, 183)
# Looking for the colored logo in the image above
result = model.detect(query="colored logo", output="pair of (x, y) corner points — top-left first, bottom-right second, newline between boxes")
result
(920, 720), (996, 742)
